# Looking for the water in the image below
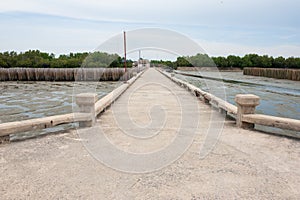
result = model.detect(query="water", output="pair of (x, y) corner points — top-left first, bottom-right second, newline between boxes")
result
(0, 81), (120, 140)
(1, 71), (299, 139)
(175, 71), (300, 137)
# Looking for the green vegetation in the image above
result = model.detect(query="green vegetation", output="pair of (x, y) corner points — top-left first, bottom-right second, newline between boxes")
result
(0, 50), (133, 68)
(151, 54), (214, 69)
(150, 60), (177, 69)
(151, 54), (300, 69)
(1, 50), (300, 69)
(214, 54), (300, 69)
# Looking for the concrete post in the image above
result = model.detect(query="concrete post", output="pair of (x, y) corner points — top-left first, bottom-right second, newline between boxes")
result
(235, 94), (260, 129)
(0, 135), (10, 144)
(219, 108), (227, 116)
(203, 97), (210, 104)
(76, 93), (98, 127)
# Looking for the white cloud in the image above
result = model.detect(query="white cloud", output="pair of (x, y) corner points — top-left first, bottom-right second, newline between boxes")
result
(0, 0), (299, 57)
(1, 0), (299, 27)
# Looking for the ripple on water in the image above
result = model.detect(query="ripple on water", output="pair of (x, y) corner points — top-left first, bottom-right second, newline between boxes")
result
(0, 81), (119, 140)
(176, 71), (300, 137)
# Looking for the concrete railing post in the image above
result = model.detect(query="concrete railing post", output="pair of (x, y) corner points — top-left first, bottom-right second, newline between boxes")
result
(0, 135), (10, 144)
(235, 94), (260, 129)
(76, 93), (98, 127)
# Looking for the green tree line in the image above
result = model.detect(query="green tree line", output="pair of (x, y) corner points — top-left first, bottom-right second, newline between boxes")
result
(151, 54), (300, 69)
(212, 54), (300, 69)
(0, 50), (133, 68)
(1, 50), (299, 69)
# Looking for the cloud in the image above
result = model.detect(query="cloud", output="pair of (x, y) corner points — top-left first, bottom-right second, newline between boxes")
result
(0, 1), (299, 57)
(1, 0), (299, 27)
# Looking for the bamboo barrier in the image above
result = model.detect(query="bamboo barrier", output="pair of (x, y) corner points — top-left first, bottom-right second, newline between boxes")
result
(243, 68), (300, 81)
(157, 68), (300, 137)
(0, 68), (135, 81)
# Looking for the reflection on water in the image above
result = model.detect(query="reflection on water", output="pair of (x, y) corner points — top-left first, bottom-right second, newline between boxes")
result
(0, 81), (120, 140)
(176, 71), (300, 137)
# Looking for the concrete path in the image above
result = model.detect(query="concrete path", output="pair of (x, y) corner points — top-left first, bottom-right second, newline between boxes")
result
(1, 68), (300, 199)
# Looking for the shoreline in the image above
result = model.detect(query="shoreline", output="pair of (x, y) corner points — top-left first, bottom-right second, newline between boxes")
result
(176, 66), (242, 72)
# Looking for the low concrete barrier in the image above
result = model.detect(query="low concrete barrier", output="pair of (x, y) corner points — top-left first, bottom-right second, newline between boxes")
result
(158, 68), (238, 116)
(94, 70), (145, 117)
(0, 69), (146, 143)
(235, 95), (300, 132)
(0, 113), (91, 143)
(158, 68), (300, 136)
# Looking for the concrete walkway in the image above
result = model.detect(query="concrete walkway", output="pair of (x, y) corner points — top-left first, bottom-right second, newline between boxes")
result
(1, 68), (300, 199)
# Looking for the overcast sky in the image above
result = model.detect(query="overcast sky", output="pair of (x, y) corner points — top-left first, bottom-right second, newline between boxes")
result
(0, 0), (299, 59)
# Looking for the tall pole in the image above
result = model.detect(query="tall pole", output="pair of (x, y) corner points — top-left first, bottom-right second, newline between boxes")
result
(123, 31), (127, 73)
(139, 50), (141, 60)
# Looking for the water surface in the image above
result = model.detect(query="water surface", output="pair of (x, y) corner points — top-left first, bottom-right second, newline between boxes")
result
(176, 71), (300, 137)
(0, 81), (120, 140)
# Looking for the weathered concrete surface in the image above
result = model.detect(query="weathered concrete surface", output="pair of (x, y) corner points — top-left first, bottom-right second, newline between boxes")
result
(1, 68), (300, 199)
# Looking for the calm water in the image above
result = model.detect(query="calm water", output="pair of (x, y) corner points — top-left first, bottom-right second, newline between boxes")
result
(176, 71), (300, 137)
(0, 81), (120, 140)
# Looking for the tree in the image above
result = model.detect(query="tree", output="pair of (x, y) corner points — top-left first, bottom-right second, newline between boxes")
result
(227, 55), (242, 68)
(285, 57), (298, 68)
(241, 54), (254, 68)
(273, 56), (286, 68)
(176, 57), (192, 67)
(213, 56), (228, 68)
(187, 54), (215, 67)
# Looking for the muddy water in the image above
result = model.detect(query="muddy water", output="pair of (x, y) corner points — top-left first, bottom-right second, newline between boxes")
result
(176, 71), (300, 137)
(1, 72), (299, 139)
(0, 81), (120, 140)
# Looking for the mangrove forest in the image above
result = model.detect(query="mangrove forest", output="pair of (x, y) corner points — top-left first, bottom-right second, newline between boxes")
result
(152, 54), (300, 69)
(0, 50), (133, 68)
(1, 50), (300, 70)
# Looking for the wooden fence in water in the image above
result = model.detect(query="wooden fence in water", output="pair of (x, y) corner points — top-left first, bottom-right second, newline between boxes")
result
(0, 68), (138, 81)
(243, 68), (300, 81)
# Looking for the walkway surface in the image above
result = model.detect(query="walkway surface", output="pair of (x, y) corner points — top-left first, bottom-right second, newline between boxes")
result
(1, 68), (300, 199)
